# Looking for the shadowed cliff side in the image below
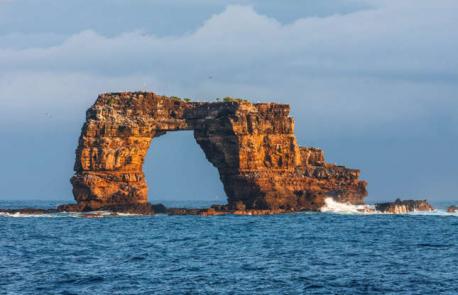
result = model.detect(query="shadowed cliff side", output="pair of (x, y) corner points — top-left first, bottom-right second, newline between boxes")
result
(69, 92), (367, 212)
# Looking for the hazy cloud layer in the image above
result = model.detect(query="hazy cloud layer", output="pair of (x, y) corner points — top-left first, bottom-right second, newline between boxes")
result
(0, 0), (369, 36)
(0, 1), (457, 201)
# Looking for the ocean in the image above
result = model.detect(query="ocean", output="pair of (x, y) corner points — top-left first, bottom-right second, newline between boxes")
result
(1, 200), (457, 294)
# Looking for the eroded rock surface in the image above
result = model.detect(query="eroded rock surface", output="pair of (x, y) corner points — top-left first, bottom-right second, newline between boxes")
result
(70, 92), (367, 211)
(375, 199), (434, 214)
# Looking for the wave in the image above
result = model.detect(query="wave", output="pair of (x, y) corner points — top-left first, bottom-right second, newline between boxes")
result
(320, 198), (376, 214)
(0, 211), (140, 218)
(407, 210), (457, 216)
(0, 212), (58, 218)
(320, 198), (458, 216)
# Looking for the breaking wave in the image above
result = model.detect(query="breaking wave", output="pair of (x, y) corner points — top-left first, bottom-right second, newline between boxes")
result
(320, 197), (458, 216)
(320, 198), (376, 214)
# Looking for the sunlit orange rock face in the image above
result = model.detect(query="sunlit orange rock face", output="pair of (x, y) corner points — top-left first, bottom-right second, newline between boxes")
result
(71, 92), (367, 211)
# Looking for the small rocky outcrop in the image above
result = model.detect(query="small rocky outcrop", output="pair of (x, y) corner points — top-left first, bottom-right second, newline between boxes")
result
(447, 206), (457, 213)
(375, 199), (434, 214)
(67, 92), (367, 212)
(1, 203), (166, 216)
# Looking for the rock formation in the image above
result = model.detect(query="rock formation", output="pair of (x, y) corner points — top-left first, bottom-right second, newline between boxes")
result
(69, 92), (367, 212)
(375, 199), (433, 214)
(447, 206), (457, 213)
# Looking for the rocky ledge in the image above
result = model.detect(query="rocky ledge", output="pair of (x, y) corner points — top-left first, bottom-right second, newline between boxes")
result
(0, 203), (289, 216)
(168, 205), (289, 216)
(1, 199), (443, 216)
(56, 203), (167, 215)
(68, 92), (367, 213)
(375, 199), (434, 214)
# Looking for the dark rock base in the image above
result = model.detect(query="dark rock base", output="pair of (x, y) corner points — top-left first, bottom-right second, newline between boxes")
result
(1, 203), (296, 216)
(375, 199), (434, 214)
(447, 205), (457, 213)
(1, 199), (442, 216)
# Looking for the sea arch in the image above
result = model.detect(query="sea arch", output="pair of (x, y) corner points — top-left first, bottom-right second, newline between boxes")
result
(71, 92), (367, 211)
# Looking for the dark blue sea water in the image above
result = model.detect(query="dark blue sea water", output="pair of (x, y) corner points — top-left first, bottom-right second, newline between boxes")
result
(1, 200), (457, 295)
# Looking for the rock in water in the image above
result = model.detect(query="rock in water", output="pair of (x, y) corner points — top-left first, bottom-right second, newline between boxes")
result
(375, 199), (434, 214)
(69, 92), (367, 212)
(447, 206), (457, 213)
(56, 202), (168, 215)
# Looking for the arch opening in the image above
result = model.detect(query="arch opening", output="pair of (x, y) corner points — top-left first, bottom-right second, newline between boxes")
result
(145, 131), (227, 207)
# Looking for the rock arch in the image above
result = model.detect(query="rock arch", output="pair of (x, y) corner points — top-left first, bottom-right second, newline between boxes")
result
(71, 92), (367, 211)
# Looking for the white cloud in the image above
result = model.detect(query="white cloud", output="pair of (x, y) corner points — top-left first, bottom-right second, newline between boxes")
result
(0, 3), (457, 136)
(2, 3), (457, 75)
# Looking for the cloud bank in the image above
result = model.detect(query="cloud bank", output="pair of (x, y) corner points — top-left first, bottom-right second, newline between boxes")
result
(1, 3), (457, 132)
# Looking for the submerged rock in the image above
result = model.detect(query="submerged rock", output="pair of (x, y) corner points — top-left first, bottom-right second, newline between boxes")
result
(152, 203), (168, 214)
(198, 208), (226, 216)
(56, 203), (86, 212)
(57, 202), (167, 215)
(71, 92), (367, 212)
(375, 199), (434, 214)
(167, 208), (202, 215)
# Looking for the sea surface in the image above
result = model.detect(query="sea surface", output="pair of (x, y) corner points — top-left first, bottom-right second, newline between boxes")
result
(1, 200), (457, 295)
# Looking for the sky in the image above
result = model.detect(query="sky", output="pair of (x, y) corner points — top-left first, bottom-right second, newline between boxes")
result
(0, 0), (457, 203)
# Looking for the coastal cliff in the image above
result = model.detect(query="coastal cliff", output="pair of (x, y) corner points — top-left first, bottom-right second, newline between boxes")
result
(68, 92), (367, 212)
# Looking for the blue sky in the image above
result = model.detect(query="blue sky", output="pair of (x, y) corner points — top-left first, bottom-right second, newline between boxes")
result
(0, 0), (457, 202)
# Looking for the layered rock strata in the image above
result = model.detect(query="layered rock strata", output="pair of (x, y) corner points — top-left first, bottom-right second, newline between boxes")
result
(69, 92), (367, 212)
(375, 199), (433, 214)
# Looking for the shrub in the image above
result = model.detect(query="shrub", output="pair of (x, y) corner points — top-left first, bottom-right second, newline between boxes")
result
(107, 97), (116, 105)
(223, 96), (248, 103)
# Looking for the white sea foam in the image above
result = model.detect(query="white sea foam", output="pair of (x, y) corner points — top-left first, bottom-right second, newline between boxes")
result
(112, 212), (142, 217)
(0, 212), (56, 218)
(320, 198), (376, 214)
(0, 210), (145, 218)
(320, 197), (458, 216)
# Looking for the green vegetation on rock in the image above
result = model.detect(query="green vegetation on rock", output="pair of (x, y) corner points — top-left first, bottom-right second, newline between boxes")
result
(107, 97), (116, 106)
(223, 96), (248, 103)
